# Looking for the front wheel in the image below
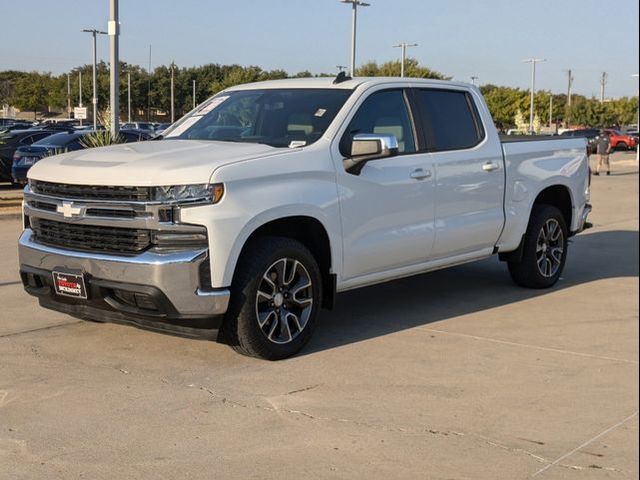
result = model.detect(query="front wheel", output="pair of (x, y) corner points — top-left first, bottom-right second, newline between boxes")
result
(222, 236), (322, 360)
(508, 204), (568, 289)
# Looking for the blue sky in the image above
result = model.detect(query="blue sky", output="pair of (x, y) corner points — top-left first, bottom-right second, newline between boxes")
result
(1, 0), (638, 98)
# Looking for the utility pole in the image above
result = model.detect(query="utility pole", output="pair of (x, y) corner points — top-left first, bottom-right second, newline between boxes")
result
(392, 42), (418, 77)
(78, 71), (83, 127)
(523, 58), (546, 134)
(170, 62), (175, 123)
(66, 74), (71, 119)
(633, 74), (639, 162)
(340, 0), (370, 77)
(600, 72), (607, 102)
(549, 95), (553, 128)
(108, 0), (120, 135)
(147, 45), (152, 122)
(566, 69), (574, 128)
(192, 79), (196, 110)
(127, 72), (131, 123)
(82, 28), (107, 131)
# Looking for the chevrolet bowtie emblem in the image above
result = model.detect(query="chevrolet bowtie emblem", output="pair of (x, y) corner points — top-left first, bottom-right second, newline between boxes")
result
(57, 201), (83, 218)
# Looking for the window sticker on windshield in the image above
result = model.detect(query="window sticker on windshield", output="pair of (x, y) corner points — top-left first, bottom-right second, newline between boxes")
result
(194, 96), (229, 116)
(314, 108), (327, 117)
(288, 140), (307, 148)
(164, 116), (201, 138)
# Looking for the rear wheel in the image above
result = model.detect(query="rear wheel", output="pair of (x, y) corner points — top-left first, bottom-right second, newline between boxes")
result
(508, 204), (568, 289)
(616, 142), (628, 151)
(222, 236), (322, 360)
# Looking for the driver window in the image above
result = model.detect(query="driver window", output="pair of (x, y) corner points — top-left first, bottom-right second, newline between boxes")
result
(340, 89), (416, 157)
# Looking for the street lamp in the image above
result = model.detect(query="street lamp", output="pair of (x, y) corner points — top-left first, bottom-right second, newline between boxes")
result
(82, 28), (107, 131)
(470, 75), (479, 86)
(392, 43), (418, 77)
(108, 0), (120, 136)
(633, 73), (639, 162)
(340, 0), (370, 77)
(523, 58), (546, 134)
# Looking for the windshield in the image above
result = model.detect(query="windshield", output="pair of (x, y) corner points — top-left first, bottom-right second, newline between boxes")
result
(165, 88), (352, 148)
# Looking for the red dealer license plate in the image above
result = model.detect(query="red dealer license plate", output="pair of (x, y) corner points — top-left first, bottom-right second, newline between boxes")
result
(52, 271), (88, 299)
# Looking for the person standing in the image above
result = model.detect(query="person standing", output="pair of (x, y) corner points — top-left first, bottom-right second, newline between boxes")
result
(594, 132), (612, 176)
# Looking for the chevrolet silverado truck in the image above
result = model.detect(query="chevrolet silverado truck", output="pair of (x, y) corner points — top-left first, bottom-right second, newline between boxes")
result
(18, 76), (591, 359)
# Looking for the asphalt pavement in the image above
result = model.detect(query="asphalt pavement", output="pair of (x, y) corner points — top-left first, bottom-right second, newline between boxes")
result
(0, 152), (638, 479)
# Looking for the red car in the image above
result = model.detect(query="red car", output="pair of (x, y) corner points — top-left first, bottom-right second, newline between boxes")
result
(602, 129), (637, 150)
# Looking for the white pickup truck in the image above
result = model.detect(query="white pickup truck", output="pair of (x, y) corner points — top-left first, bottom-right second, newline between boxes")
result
(19, 76), (591, 359)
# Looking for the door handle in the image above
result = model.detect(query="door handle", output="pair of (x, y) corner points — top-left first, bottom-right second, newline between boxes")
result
(482, 162), (500, 172)
(410, 168), (432, 180)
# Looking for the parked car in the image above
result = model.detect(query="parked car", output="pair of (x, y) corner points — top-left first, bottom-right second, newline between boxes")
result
(601, 129), (637, 150)
(19, 77), (591, 359)
(12, 129), (152, 184)
(561, 128), (600, 154)
(121, 121), (156, 133)
(0, 129), (61, 183)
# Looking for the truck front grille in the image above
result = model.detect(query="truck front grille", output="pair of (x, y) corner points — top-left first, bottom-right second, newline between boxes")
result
(30, 180), (152, 202)
(31, 218), (151, 255)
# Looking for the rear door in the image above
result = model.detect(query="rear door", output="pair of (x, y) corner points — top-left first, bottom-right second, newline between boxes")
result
(412, 88), (504, 259)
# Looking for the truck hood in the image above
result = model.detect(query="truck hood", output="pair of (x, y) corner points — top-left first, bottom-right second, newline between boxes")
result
(27, 139), (285, 186)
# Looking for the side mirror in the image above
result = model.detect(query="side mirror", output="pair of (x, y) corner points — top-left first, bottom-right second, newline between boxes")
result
(343, 133), (399, 174)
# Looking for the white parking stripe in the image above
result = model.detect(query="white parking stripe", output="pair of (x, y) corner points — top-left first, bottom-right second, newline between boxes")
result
(418, 327), (639, 365)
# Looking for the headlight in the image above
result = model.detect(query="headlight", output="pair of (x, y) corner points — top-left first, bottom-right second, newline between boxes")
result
(151, 183), (224, 204)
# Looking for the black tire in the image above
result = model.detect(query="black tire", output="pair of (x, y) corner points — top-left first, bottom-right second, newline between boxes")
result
(508, 204), (568, 289)
(221, 236), (322, 360)
(616, 142), (627, 151)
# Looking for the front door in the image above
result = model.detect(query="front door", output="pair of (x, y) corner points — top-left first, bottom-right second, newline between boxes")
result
(335, 89), (436, 280)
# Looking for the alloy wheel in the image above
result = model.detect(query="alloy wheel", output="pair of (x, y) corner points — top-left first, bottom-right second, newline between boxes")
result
(536, 218), (564, 278)
(254, 258), (313, 344)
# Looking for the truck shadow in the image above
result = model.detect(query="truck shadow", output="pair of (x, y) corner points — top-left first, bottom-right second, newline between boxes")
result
(304, 229), (639, 356)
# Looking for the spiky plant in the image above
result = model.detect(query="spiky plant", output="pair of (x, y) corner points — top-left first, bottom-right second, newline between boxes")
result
(79, 107), (125, 148)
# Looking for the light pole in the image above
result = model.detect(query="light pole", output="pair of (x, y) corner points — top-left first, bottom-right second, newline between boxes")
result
(170, 62), (175, 123)
(82, 28), (107, 131)
(66, 74), (71, 119)
(633, 74), (639, 162)
(392, 42), (418, 77)
(78, 71), (83, 127)
(192, 79), (196, 110)
(523, 58), (546, 134)
(470, 75), (479, 86)
(108, 0), (120, 136)
(340, 0), (370, 77)
(127, 72), (131, 123)
(565, 69), (573, 128)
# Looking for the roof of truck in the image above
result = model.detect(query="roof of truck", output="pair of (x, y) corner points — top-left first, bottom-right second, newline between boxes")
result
(225, 76), (474, 91)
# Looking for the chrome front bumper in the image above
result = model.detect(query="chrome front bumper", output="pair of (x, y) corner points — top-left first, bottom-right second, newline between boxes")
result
(18, 229), (230, 319)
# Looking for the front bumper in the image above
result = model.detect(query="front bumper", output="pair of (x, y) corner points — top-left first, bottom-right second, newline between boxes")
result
(18, 229), (230, 333)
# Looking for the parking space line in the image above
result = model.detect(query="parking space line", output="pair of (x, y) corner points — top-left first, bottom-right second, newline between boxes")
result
(531, 410), (639, 477)
(0, 321), (82, 339)
(418, 328), (639, 365)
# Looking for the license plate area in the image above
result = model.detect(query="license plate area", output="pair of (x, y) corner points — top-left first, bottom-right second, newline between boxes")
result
(52, 270), (88, 299)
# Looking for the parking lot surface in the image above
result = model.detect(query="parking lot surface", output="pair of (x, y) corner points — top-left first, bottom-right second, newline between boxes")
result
(0, 153), (638, 479)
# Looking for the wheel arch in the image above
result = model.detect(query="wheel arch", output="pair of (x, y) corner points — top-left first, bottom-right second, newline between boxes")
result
(533, 184), (573, 231)
(500, 184), (574, 263)
(229, 214), (336, 309)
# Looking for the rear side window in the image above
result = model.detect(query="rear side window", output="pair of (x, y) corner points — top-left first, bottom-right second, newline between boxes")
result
(414, 89), (484, 151)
